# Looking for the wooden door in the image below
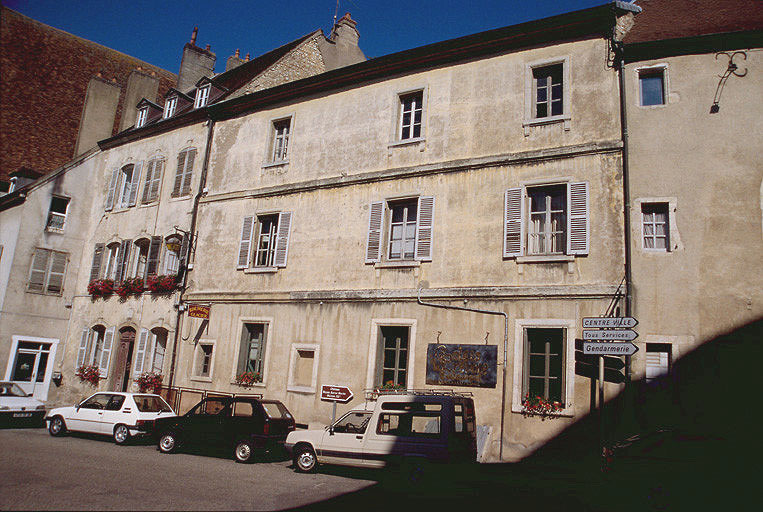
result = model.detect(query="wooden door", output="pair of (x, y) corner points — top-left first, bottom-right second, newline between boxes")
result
(112, 330), (135, 392)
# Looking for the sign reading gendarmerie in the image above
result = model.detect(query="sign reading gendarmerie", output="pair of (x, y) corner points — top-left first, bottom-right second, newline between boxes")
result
(583, 342), (639, 356)
(426, 344), (497, 388)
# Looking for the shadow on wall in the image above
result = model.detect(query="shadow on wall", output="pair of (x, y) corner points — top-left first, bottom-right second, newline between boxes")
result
(298, 317), (763, 512)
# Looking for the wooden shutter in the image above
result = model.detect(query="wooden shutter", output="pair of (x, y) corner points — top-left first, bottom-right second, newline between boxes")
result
(179, 233), (190, 262)
(133, 329), (149, 375)
(567, 181), (589, 255)
(77, 328), (91, 367)
(274, 212), (292, 267)
(504, 188), (524, 258)
(89, 243), (105, 281)
(28, 249), (50, 292)
(99, 327), (115, 376)
(415, 196), (435, 261)
(146, 236), (162, 277)
(46, 251), (67, 295)
(237, 216), (254, 269)
(149, 159), (164, 202)
(105, 168), (119, 211)
(171, 152), (186, 197)
(114, 240), (130, 284)
(141, 160), (155, 204)
(181, 150), (196, 196)
(127, 162), (143, 207)
(365, 201), (384, 263)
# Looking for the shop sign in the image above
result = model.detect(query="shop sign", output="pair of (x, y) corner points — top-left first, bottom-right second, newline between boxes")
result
(426, 344), (497, 388)
(188, 304), (210, 319)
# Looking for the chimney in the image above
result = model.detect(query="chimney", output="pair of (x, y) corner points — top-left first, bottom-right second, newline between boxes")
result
(321, 13), (365, 71)
(331, 13), (359, 47)
(177, 27), (216, 92)
(226, 48), (245, 71)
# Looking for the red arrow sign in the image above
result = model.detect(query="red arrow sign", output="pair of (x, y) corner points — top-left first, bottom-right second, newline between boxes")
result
(320, 385), (353, 403)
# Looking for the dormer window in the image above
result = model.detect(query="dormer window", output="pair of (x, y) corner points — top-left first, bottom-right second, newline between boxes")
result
(194, 85), (211, 108)
(163, 97), (178, 118)
(136, 107), (148, 128)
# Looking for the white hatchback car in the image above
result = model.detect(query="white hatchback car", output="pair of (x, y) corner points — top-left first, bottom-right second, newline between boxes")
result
(46, 392), (176, 444)
(0, 382), (46, 426)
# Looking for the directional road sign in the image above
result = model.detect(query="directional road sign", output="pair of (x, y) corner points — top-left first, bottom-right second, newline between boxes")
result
(583, 342), (639, 356)
(582, 317), (638, 329)
(320, 385), (353, 403)
(583, 329), (639, 341)
(575, 361), (626, 383)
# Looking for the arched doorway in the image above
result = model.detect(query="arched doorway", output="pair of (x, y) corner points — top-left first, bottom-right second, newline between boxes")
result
(112, 327), (136, 392)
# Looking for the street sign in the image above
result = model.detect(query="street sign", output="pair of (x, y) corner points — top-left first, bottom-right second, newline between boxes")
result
(583, 329), (638, 341)
(582, 317), (638, 329)
(574, 361), (626, 383)
(320, 385), (353, 403)
(575, 351), (625, 370)
(583, 342), (639, 356)
(187, 304), (210, 319)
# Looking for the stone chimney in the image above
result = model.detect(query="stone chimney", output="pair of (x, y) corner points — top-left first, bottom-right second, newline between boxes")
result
(177, 27), (216, 93)
(226, 49), (245, 72)
(331, 13), (360, 47)
(321, 13), (366, 71)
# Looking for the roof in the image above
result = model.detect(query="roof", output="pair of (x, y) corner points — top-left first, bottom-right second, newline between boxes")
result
(625, 0), (763, 44)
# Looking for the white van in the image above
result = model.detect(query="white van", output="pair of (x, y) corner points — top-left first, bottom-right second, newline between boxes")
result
(285, 390), (477, 473)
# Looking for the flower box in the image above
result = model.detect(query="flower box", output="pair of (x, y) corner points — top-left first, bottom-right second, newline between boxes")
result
(146, 275), (178, 294)
(521, 393), (564, 418)
(115, 277), (144, 298)
(134, 372), (163, 393)
(235, 371), (262, 387)
(87, 279), (114, 298)
(75, 364), (101, 386)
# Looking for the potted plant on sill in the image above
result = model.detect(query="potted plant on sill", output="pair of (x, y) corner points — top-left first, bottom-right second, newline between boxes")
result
(134, 372), (163, 393)
(521, 393), (564, 418)
(115, 277), (144, 299)
(75, 364), (101, 386)
(146, 275), (177, 294)
(235, 371), (261, 387)
(87, 279), (114, 299)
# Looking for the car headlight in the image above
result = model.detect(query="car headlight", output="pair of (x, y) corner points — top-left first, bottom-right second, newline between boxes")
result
(36, 405), (46, 410)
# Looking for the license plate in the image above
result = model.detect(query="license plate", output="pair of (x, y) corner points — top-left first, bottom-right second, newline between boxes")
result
(13, 413), (32, 418)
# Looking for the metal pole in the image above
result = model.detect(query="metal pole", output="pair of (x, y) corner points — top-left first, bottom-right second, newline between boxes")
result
(599, 354), (605, 472)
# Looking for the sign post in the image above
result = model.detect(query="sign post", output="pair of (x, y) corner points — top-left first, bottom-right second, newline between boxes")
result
(320, 385), (353, 427)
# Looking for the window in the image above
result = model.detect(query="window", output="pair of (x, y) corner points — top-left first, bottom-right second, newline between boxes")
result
(27, 248), (67, 295)
(376, 405), (441, 437)
(193, 342), (215, 379)
(194, 85), (210, 108)
(287, 344), (319, 393)
(237, 212), (292, 269)
(639, 67), (666, 106)
(105, 162), (142, 211)
(163, 235), (183, 275)
(641, 203), (669, 251)
(365, 196), (434, 263)
(645, 343), (671, 384)
(76, 325), (115, 377)
(130, 239), (150, 278)
(376, 326), (409, 388)
(332, 411), (372, 434)
(135, 107), (148, 128)
(163, 96), (177, 118)
(270, 118), (291, 163)
(237, 323), (267, 383)
(149, 329), (167, 374)
(100, 240), (131, 283)
(10, 340), (53, 385)
(397, 90), (424, 141)
(523, 328), (565, 404)
(131, 328), (168, 379)
(504, 182), (588, 259)
(46, 196), (69, 232)
(141, 158), (165, 204)
(102, 243), (120, 281)
(171, 148), (196, 198)
(532, 64), (563, 119)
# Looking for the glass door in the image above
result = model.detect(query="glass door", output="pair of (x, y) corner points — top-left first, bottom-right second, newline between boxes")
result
(9, 341), (52, 400)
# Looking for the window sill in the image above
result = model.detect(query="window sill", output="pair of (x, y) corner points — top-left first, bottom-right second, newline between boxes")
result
(45, 227), (65, 234)
(243, 267), (278, 274)
(231, 381), (266, 389)
(516, 254), (574, 264)
(287, 385), (316, 394)
(523, 115), (570, 135)
(388, 137), (426, 149)
(373, 260), (421, 269)
(168, 195), (192, 203)
(190, 376), (212, 383)
(138, 201), (159, 208)
(262, 160), (289, 169)
(512, 406), (574, 418)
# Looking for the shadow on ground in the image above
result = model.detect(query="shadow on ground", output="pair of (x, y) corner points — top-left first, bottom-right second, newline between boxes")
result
(289, 319), (761, 512)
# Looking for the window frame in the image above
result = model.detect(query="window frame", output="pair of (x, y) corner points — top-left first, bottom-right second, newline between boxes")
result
(191, 340), (215, 382)
(511, 318), (575, 416)
(194, 84), (211, 109)
(170, 148), (197, 198)
(140, 157), (165, 205)
(365, 195), (435, 265)
(26, 248), (68, 296)
(523, 57), (571, 133)
(636, 64), (668, 107)
(232, 318), (273, 387)
(390, 87), (427, 146)
(237, 212), (293, 271)
(135, 107), (148, 128)
(635, 197), (679, 253)
(286, 343), (320, 394)
(267, 116), (292, 165)
(365, 318), (417, 390)
(641, 202), (670, 252)
(115, 164), (135, 209)
(45, 195), (70, 232)
(163, 96), (178, 118)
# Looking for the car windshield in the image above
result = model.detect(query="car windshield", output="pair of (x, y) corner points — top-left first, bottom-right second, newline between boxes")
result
(0, 383), (27, 397)
(133, 395), (173, 413)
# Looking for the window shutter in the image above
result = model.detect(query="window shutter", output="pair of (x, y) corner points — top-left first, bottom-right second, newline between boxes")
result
(89, 243), (105, 281)
(179, 233), (190, 262)
(504, 188), (524, 258)
(127, 162), (143, 207)
(46, 251), (67, 295)
(114, 240), (130, 284)
(237, 216), (254, 269)
(180, 150), (196, 196)
(365, 201), (384, 263)
(415, 196), (435, 261)
(171, 152), (186, 197)
(149, 159), (164, 202)
(77, 328), (91, 367)
(134, 329), (149, 375)
(146, 236), (162, 277)
(99, 327), (115, 376)
(274, 211), (293, 268)
(141, 160), (155, 204)
(105, 168), (119, 211)
(567, 181), (589, 255)
(28, 248), (50, 292)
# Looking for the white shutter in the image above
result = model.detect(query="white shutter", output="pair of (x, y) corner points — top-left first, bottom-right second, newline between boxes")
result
(274, 211), (292, 268)
(105, 168), (119, 211)
(181, 150), (196, 196)
(567, 181), (589, 255)
(365, 201), (384, 263)
(141, 160), (155, 204)
(171, 152), (185, 197)
(415, 196), (434, 261)
(146, 236), (162, 277)
(99, 327), (115, 377)
(77, 328), (91, 367)
(89, 243), (105, 282)
(133, 329), (149, 375)
(128, 161), (143, 207)
(237, 216), (255, 269)
(149, 159), (164, 202)
(46, 251), (67, 295)
(27, 249), (50, 293)
(646, 352), (669, 381)
(114, 240), (130, 284)
(503, 188), (524, 258)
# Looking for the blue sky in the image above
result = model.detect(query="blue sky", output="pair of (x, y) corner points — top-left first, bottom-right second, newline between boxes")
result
(6, 1), (613, 73)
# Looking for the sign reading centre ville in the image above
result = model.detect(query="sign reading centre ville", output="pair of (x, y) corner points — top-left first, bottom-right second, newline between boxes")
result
(187, 304), (211, 319)
(582, 317), (638, 329)
(320, 385), (353, 403)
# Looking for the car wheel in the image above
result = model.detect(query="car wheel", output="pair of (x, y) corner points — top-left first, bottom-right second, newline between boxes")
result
(158, 431), (178, 453)
(113, 424), (131, 445)
(294, 444), (317, 473)
(48, 416), (66, 437)
(234, 440), (255, 463)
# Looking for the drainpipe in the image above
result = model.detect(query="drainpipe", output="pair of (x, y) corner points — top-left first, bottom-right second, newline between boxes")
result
(417, 286), (509, 461)
(167, 117), (215, 388)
